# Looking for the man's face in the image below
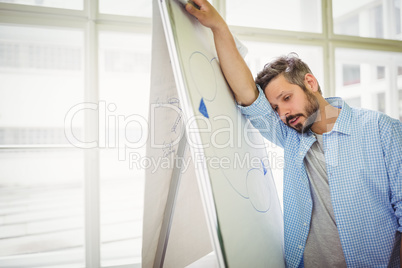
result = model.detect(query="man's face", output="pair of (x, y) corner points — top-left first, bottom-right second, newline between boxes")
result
(265, 74), (319, 133)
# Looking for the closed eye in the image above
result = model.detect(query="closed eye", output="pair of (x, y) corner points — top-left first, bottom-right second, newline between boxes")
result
(284, 95), (290, 101)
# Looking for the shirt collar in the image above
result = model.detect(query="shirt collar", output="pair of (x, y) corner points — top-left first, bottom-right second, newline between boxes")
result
(296, 97), (351, 154)
(325, 97), (352, 135)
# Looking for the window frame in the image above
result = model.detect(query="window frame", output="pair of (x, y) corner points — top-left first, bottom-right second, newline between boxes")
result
(0, 1), (151, 267)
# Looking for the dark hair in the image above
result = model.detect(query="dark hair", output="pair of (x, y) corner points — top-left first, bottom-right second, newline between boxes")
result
(255, 53), (322, 94)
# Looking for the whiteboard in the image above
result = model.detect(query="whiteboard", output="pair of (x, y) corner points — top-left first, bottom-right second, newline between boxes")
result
(159, 0), (285, 267)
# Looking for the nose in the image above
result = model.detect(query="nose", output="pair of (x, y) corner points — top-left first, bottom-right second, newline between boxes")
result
(277, 106), (289, 122)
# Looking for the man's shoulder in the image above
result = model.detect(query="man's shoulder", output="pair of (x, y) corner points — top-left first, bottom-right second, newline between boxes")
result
(349, 105), (385, 122)
(348, 105), (401, 134)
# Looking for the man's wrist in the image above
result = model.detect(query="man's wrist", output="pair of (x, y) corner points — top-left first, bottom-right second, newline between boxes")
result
(211, 20), (229, 35)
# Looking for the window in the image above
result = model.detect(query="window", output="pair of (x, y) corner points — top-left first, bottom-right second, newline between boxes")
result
(98, 30), (151, 266)
(333, 0), (402, 40)
(335, 48), (402, 118)
(377, 92), (386, 112)
(1, 0), (402, 267)
(344, 97), (362, 108)
(399, 66), (402, 121)
(0, 149), (85, 267)
(0, 25), (86, 268)
(396, 0), (402, 35)
(0, 0), (83, 10)
(0, 1), (151, 267)
(99, 0), (151, 17)
(377, 66), (386, 79)
(243, 42), (324, 86)
(335, 16), (359, 36)
(342, 64), (361, 86)
(399, 90), (402, 121)
(226, 0), (322, 33)
(0, 26), (84, 146)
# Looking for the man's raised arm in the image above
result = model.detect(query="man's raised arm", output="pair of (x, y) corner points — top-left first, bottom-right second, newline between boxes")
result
(185, 0), (258, 106)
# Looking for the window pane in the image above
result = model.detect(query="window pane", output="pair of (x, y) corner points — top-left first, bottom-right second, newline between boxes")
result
(333, 0), (402, 40)
(99, 0), (151, 17)
(399, 65), (402, 121)
(377, 92), (386, 112)
(100, 148), (144, 266)
(226, 0), (322, 33)
(335, 48), (402, 120)
(0, 25), (85, 146)
(399, 89), (402, 121)
(342, 64), (361, 85)
(0, 0), (82, 10)
(98, 31), (151, 266)
(344, 97), (362, 108)
(241, 41), (324, 91)
(0, 149), (85, 268)
(377, 66), (386, 79)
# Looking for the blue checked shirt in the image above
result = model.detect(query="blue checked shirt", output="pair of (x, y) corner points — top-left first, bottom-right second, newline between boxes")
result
(238, 85), (402, 267)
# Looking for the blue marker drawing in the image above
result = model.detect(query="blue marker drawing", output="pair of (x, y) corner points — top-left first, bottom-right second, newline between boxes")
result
(199, 98), (209, 118)
(261, 160), (267, 175)
(246, 167), (271, 213)
(189, 51), (217, 102)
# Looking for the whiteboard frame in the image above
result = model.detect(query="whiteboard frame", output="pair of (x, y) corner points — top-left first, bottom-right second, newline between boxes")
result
(158, 0), (226, 267)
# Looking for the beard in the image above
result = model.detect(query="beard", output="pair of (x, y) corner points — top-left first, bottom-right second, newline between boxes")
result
(286, 89), (319, 133)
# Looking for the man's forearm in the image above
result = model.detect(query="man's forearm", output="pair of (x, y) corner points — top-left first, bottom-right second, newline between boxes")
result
(210, 24), (257, 106)
(185, 0), (258, 106)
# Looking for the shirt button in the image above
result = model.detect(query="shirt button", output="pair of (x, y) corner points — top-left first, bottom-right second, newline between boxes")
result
(303, 223), (307, 226)
(298, 245), (303, 249)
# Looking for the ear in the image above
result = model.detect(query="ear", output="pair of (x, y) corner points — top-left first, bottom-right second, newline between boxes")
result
(304, 73), (318, 93)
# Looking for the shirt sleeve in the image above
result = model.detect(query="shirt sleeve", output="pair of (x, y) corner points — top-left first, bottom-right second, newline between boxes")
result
(381, 116), (402, 232)
(236, 84), (289, 147)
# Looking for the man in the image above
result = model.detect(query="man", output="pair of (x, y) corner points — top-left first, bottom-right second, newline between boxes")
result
(185, 0), (402, 267)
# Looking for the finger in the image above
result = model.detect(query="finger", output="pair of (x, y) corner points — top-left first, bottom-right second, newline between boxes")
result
(190, 0), (206, 9)
(185, 2), (201, 16)
(187, 0), (201, 10)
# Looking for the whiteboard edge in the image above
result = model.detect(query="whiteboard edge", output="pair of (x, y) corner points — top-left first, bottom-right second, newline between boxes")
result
(157, 1), (226, 267)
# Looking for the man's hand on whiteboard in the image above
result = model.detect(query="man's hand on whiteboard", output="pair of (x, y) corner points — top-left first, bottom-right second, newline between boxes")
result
(185, 0), (258, 106)
(185, 0), (225, 32)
